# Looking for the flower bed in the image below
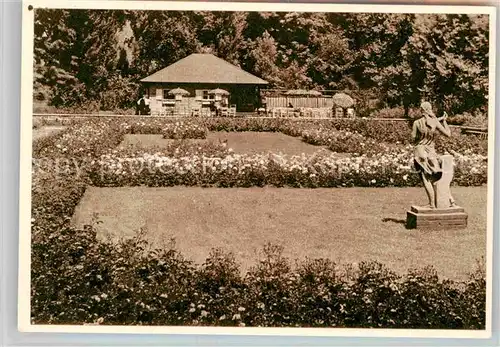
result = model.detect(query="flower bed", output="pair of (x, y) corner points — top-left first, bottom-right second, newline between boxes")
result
(329, 118), (488, 156)
(34, 119), (124, 159)
(89, 145), (487, 188)
(162, 121), (208, 139)
(301, 127), (390, 156)
(32, 117), (488, 189)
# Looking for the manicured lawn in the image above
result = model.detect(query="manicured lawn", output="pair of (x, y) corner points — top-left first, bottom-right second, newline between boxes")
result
(32, 126), (66, 141)
(118, 132), (331, 156)
(118, 134), (204, 148)
(206, 132), (330, 155)
(71, 186), (487, 281)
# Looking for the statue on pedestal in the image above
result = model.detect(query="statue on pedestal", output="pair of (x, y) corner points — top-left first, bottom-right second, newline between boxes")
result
(412, 101), (455, 208)
(406, 102), (468, 229)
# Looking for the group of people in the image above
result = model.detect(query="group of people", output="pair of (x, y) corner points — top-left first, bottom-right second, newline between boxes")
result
(209, 99), (229, 117)
(136, 95), (151, 115)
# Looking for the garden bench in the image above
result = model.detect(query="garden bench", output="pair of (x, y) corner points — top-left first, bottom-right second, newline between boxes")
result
(463, 130), (487, 139)
(461, 127), (487, 139)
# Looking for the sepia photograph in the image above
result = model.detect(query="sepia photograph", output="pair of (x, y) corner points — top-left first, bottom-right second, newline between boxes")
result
(18, 0), (496, 337)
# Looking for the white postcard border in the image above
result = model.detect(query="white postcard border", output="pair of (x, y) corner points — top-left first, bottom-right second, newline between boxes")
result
(18, 0), (497, 339)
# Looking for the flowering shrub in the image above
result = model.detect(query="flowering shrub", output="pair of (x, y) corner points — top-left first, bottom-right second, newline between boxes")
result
(301, 127), (390, 156)
(114, 140), (230, 158)
(90, 146), (486, 188)
(329, 118), (487, 156)
(370, 106), (406, 119)
(447, 114), (468, 126)
(331, 119), (412, 145)
(205, 117), (488, 156)
(435, 135), (488, 157)
(39, 117), (486, 157)
(34, 118), (124, 159)
(462, 111), (488, 128)
(32, 117), (488, 188)
(162, 121), (208, 139)
(203, 117), (321, 134)
(32, 127), (68, 155)
(122, 119), (164, 134)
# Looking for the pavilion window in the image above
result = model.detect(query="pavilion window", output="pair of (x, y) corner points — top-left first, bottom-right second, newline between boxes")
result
(163, 89), (175, 100)
(201, 90), (214, 100)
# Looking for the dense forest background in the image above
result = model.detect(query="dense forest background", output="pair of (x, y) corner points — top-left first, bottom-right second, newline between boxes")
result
(33, 9), (490, 116)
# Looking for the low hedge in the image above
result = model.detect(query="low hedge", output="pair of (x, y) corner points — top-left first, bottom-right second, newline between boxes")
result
(32, 219), (486, 328)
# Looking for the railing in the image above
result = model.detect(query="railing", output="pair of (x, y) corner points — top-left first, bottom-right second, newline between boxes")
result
(264, 107), (334, 118)
(148, 105), (237, 118)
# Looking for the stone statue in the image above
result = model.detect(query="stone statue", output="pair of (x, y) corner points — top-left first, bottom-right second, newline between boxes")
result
(406, 102), (467, 229)
(411, 101), (457, 209)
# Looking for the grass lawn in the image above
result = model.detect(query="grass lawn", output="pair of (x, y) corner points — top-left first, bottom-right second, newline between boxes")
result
(71, 186), (487, 281)
(118, 134), (205, 148)
(32, 126), (66, 141)
(118, 132), (332, 156)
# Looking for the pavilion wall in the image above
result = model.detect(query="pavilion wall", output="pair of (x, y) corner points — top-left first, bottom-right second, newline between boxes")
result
(142, 82), (262, 112)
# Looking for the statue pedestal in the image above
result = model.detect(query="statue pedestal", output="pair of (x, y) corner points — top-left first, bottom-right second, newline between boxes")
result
(433, 155), (454, 209)
(406, 155), (468, 229)
(406, 205), (468, 229)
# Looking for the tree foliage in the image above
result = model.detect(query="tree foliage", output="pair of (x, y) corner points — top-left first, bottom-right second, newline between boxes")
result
(33, 9), (490, 114)
(367, 14), (489, 114)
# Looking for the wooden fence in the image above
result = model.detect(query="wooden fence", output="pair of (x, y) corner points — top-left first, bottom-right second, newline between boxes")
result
(265, 95), (334, 109)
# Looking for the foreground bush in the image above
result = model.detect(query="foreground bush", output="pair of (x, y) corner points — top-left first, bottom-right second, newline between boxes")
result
(31, 224), (486, 328)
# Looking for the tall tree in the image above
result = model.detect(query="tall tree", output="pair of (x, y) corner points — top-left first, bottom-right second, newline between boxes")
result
(131, 10), (202, 76)
(197, 11), (248, 65)
(33, 10), (489, 114)
(33, 9), (83, 105)
(247, 31), (283, 87)
(368, 14), (489, 114)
